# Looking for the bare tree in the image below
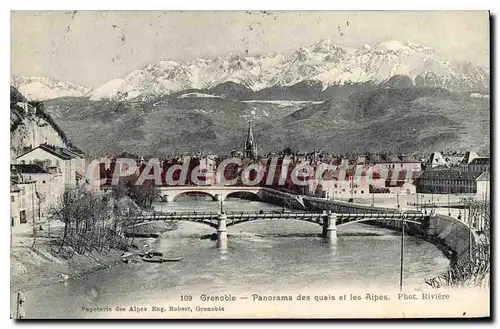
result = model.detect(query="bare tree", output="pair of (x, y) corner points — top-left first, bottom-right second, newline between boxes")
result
(48, 186), (129, 255)
(31, 188), (45, 249)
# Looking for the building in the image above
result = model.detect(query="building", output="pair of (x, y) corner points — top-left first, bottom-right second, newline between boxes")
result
(427, 151), (466, 169)
(10, 176), (39, 226)
(15, 143), (86, 187)
(372, 156), (422, 173)
(10, 183), (21, 226)
(243, 123), (258, 160)
(416, 151), (490, 194)
(476, 172), (490, 201)
(467, 157), (490, 173)
(330, 178), (370, 198)
(416, 170), (482, 194)
(385, 181), (417, 195)
(11, 164), (63, 217)
(198, 155), (217, 185)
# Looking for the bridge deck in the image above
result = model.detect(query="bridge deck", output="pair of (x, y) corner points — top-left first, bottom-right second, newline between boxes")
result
(127, 211), (426, 227)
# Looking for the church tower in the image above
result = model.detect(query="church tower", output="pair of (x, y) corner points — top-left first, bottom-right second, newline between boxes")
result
(244, 122), (258, 160)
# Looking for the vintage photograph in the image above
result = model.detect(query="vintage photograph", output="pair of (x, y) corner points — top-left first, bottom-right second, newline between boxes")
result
(10, 10), (490, 319)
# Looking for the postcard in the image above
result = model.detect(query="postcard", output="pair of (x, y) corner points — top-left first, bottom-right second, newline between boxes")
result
(10, 10), (490, 319)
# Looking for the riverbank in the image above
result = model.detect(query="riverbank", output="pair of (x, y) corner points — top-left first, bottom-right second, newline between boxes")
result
(260, 189), (480, 282)
(10, 219), (176, 294)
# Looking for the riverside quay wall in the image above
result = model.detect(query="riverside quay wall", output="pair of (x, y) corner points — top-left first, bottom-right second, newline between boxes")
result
(260, 188), (478, 263)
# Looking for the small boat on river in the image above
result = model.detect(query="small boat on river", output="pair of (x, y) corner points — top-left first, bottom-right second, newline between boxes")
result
(142, 256), (183, 263)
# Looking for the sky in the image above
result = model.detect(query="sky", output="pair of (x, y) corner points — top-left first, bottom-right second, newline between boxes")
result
(11, 10), (490, 88)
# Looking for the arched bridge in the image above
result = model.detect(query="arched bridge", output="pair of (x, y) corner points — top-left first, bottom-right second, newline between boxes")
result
(156, 186), (264, 202)
(128, 210), (429, 249)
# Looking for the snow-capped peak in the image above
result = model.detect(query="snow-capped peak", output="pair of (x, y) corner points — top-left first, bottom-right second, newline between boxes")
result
(17, 39), (487, 102)
(311, 39), (346, 54)
(375, 41), (435, 55)
(10, 76), (91, 101)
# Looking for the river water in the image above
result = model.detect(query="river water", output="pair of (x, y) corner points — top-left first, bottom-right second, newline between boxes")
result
(19, 197), (450, 319)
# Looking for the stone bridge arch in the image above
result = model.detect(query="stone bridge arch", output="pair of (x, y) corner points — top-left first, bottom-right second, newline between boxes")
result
(224, 191), (261, 201)
(172, 191), (216, 202)
(156, 186), (264, 202)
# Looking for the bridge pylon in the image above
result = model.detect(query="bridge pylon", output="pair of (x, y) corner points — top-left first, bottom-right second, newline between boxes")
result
(217, 212), (228, 250)
(427, 215), (438, 236)
(322, 211), (338, 243)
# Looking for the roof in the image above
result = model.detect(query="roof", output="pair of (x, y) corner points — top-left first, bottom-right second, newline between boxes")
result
(469, 157), (490, 165)
(476, 172), (490, 181)
(16, 144), (76, 161)
(385, 181), (416, 188)
(11, 164), (50, 174)
(444, 155), (464, 166)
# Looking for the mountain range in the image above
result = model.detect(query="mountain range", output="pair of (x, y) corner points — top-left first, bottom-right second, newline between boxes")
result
(10, 39), (490, 156)
(12, 40), (489, 101)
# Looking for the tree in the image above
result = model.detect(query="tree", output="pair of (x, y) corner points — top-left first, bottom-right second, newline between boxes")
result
(126, 183), (159, 209)
(31, 189), (45, 249)
(283, 146), (293, 156)
(48, 186), (128, 255)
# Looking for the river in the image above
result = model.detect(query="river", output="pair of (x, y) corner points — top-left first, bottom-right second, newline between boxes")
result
(18, 197), (450, 319)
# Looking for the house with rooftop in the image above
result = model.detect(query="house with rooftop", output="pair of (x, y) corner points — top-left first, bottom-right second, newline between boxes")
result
(11, 163), (63, 217)
(10, 173), (39, 226)
(15, 143), (86, 188)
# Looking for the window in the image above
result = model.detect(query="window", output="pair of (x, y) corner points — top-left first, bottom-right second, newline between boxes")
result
(11, 196), (14, 202)
(342, 189), (346, 192)
(361, 190), (364, 194)
(42, 181), (46, 184)
(354, 190), (357, 194)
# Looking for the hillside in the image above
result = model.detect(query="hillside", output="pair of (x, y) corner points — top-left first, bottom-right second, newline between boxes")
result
(10, 87), (81, 160)
(42, 95), (318, 156)
(41, 85), (490, 156)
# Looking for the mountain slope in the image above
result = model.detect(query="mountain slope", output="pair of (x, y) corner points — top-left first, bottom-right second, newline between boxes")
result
(10, 87), (82, 159)
(41, 85), (490, 156)
(42, 95), (318, 156)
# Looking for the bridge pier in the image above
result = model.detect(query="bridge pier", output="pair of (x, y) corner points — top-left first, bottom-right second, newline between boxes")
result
(215, 194), (224, 202)
(322, 211), (338, 243)
(162, 194), (173, 203)
(427, 215), (438, 236)
(217, 212), (228, 250)
(321, 210), (328, 237)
